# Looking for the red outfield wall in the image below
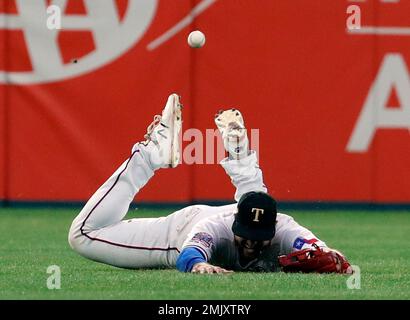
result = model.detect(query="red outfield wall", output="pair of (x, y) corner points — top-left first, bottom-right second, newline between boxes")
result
(1, 0), (410, 204)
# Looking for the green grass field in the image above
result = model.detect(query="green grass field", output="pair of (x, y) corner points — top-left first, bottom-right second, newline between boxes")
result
(1, 208), (409, 300)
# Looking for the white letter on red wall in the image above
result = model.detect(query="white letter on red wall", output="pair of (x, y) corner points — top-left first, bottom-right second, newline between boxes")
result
(347, 54), (410, 152)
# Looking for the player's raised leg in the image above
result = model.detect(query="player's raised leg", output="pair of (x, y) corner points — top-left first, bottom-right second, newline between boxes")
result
(215, 108), (249, 160)
(215, 109), (267, 201)
(68, 94), (182, 268)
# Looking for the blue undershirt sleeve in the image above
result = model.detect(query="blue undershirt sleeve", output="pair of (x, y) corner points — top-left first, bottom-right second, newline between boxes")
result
(176, 247), (207, 273)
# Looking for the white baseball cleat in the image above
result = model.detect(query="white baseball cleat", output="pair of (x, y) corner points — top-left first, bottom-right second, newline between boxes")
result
(214, 108), (249, 159)
(135, 93), (182, 169)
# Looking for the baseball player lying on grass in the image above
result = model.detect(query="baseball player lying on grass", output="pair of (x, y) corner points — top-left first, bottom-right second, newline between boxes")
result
(68, 94), (352, 274)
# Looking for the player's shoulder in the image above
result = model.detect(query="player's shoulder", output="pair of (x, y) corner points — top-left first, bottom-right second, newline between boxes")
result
(192, 205), (236, 231)
(188, 203), (236, 214)
(203, 209), (235, 224)
(276, 212), (295, 223)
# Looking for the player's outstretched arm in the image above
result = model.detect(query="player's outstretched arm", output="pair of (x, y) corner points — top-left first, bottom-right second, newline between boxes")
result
(176, 247), (233, 274)
(275, 214), (352, 274)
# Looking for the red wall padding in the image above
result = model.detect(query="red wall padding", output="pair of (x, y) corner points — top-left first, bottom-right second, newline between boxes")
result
(1, 0), (410, 204)
(0, 85), (5, 201)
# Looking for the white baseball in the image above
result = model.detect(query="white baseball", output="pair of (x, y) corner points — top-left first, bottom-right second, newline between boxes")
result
(188, 30), (206, 48)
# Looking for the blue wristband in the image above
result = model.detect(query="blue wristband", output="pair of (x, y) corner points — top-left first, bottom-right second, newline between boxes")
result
(176, 247), (207, 272)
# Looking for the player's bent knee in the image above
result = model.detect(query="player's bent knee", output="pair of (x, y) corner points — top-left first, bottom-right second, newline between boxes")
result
(67, 221), (84, 251)
(68, 228), (78, 250)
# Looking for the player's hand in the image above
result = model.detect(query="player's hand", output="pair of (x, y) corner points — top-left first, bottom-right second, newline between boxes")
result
(191, 262), (234, 274)
(322, 247), (354, 274)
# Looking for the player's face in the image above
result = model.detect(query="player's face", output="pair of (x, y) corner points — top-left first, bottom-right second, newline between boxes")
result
(234, 235), (272, 261)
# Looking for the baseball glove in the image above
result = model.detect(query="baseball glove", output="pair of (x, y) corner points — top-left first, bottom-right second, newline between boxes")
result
(278, 244), (352, 274)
